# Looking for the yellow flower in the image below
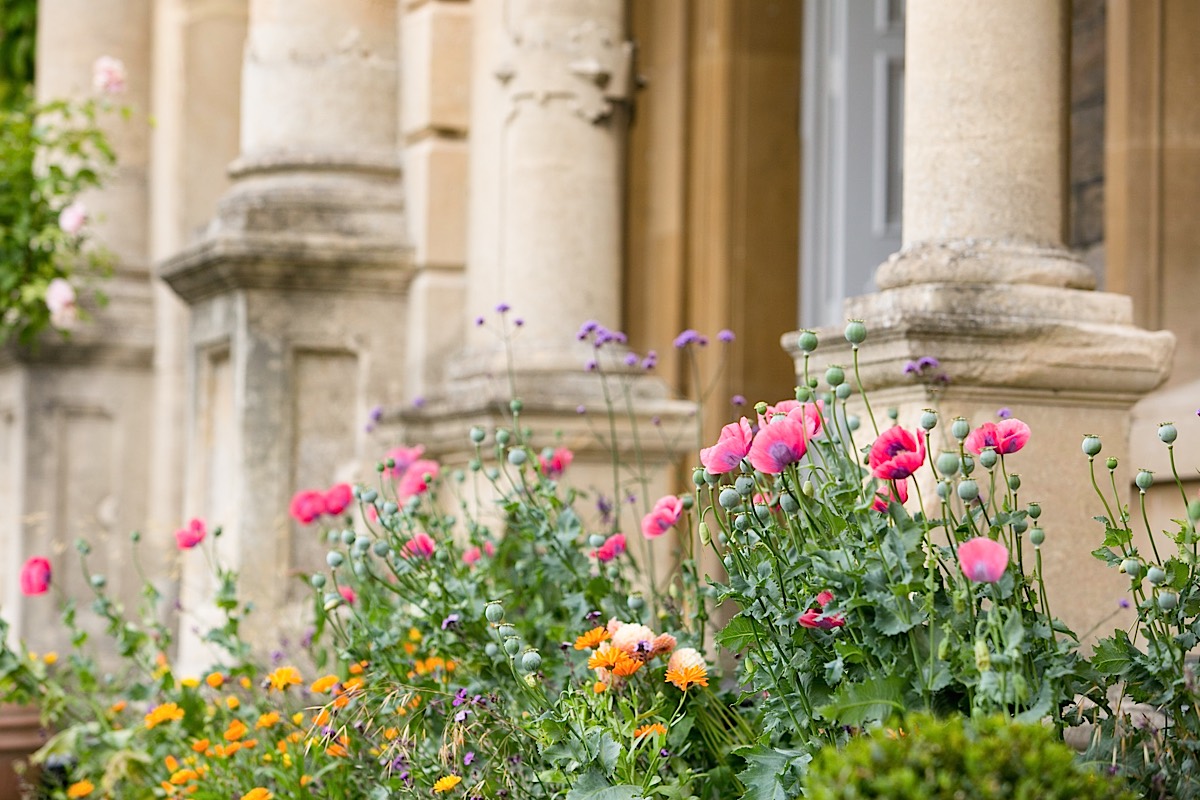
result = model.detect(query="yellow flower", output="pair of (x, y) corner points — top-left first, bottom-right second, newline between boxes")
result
(205, 672), (225, 689)
(291, 712), (305, 725)
(665, 663), (709, 691)
(433, 775), (462, 793)
(309, 674), (339, 694)
(66, 780), (94, 798)
(240, 676), (252, 689)
(43, 652), (58, 665)
(267, 666), (302, 691)
(587, 644), (622, 671)
(634, 722), (668, 739)
(240, 789), (272, 800)
(573, 626), (611, 651)
(226, 695), (240, 710)
(255, 711), (280, 729)
(170, 768), (199, 785)
(593, 680), (607, 694)
(180, 677), (200, 688)
(145, 702), (185, 729)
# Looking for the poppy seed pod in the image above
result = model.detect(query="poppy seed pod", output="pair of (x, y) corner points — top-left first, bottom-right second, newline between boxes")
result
(797, 330), (818, 353)
(1136, 470), (1154, 491)
(957, 480), (979, 502)
(1158, 423), (1178, 444)
(1082, 435), (1102, 457)
(844, 320), (867, 344)
(825, 366), (845, 387)
(920, 410), (938, 431)
(951, 417), (971, 440)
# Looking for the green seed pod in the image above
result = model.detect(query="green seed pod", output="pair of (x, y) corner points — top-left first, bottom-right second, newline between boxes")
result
(361, 489), (378, 504)
(886, 407), (899, 421)
(734, 514), (750, 531)
(1007, 474), (1021, 491)
(130, 531), (141, 543)
(680, 494), (694, 510)
(90, 574), (107, 589)
(486, 467), (501, 481)
(503, 636), (521, 656)
(1082, 435), (1102, 457)
(835, 383), (852, 400)
(957, 479), (979, 502)
(510, 399), (523, 414)
(919, 410), (938, 431)
(508, 449), (527, 466)
(484, 642), (499, 658)
(470, 426), (486, 444)
(692, 468), (706, 487)
(468, 458), (482, 472)
(960, 454), (975, 476)
(719, 488), (742, 510)
(797, 330), (819, 353)
(353, 537), (371, 554)
(326, 552), (344, 569)
(844, 320), (867, 345)
(311, 574), (326, 589)
(496, 429), (510, 446)
(1121, 559), (1142, 579)
(340, 529), (356, 546)
(935, 481), (950, 500)
(936, 451), (960, 477)
(1136, 470), (1154, 491)
(780, 493), (800, 513)
(1012, 519), (1027, 534)
(847, 415), (860, 431)
(373, 540), (391, 557)
(1158, 423), (1178, 444)
(735, 476), (755, 496)
(497, 624), (517, 639)
(807, 377), (819, 389)
(1029, 527), (1045, 547)
(521, 649), (542, 672)
(978, 448), (998, 469)
(383, 501), (399, 515)
(627, 594), (645, 611)
(588, 533), (605, 548)
(485, 602), (505, 623)
(1158, 592), (1179, 611)
(1028, 502), (1042, 519)
(704, 470), (721, 487)
(1106, 457), (1119, 471)
(825, 366), (845, 387)
(1147, 566), (1167, 585)
(951, 417), (971, 441)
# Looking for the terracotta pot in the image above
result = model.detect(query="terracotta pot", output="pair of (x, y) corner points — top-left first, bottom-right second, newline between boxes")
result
(0, 705), (44, 800)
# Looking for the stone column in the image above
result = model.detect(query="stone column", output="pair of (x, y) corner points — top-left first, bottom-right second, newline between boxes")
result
(161, 0), (410, 664)
(795, 0), (1174, 637)
(404, 0), (692, 547)
(1, 0), (156, 652)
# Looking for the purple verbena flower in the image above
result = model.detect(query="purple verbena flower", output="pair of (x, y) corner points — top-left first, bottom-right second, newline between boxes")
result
(718, 329), (735, 343)
(464, 751), (476, 766)
(673, 329), (701, 349)
(996, 407), (1012, 419)
(495, 302), (511, 313)
(624, 352), (639, 367)
(916, 356), (940, 370)
(441, 613), (461, 630)
(732, 394), (746, 406)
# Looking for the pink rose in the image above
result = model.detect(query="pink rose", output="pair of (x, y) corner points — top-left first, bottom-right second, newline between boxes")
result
(868, 427), (926, 480)
(20, 557), (52, 596)
(45, 278), (78, 330)
(641, 495), (683, 539)
(175, 518), (206, 549)
(58, 202), (87, 235)
(323, 483), (353, 516)
(92, 56), (127, 94)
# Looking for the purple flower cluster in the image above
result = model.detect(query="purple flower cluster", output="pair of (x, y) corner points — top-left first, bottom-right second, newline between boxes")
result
(673, 329), (709, 349)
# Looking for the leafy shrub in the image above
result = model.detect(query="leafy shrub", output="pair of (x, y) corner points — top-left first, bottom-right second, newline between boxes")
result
(802, 714), (1135, 800)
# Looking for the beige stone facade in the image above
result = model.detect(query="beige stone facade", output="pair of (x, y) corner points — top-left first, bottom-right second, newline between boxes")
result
(5, 0), (1199, 651)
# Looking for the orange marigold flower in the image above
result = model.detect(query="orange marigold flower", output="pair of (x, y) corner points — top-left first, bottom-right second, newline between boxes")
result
(240, 789), (272, 800)
(108, 700), (127, 714)
(593, 680), (607, 694)
(191, 739), (210, 753)
(349, 660), (367, 675)
(170, 768), (199, 785)
(433, 775), (462, 793)
(255, 712), (280, 729)
(634, 722), (668, 739)
(145, 702), (184, 729)
(224, 719), (248, 742)
(226, 696), (240, 710)
(665, 663), (709, 691)
(239, 677), (252, 689)
(164, 755), (180, 772)
(66, 780), (94, 798)
(309, 674), (339, 694)
(205, 672), (224, 689)
(587, 644), (622, 671)
(573, 626), (611, 650)
(611, 653), (644, 677)
(266, 666), (302, 691)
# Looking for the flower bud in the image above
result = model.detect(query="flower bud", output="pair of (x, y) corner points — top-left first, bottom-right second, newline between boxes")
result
(1106, 457), (1119, 471)
(796, 387), (812, 402)
(802, 480), (816, 498)
(692, 468), (706, 487)
(698, 522), (711, 547)
(1007, 474), (1021, 491)
(470, 426), (486, 444)
(326, 552), (344, 569)
(807, 377), (819, 389)
(521, 649), (542, 672)
(957, 480), (979, 502)
(919, 410), (938, 431)
(508, 449), (527, 466)
(1147, 566), (1167, 585)
(844, 320), (867, 345)
(1136, 470), (1154, 492)
(1190, 499), (1200, 522)
(978, 448), (998, 470)
(1028, 502), (1041, 519)
(90, 574), (106, 589)
(825, 366), (845, 387)
(796, 330), (818, 353)
(510, 399), (523, 414)
(323, 593), (343, 612)
(130, 531), (141, 543)
(485, 602), (505, 623)
(1158, 592), (1179, 611)
(951, 417), (970, 440)
(1158, 423), (1178, 444)
(468, 458), (482, 472)
(1082, 435), (1102, 457)
(486, 467), (501, 481)
(1029, 527), (1045, 547)
(974, 640), (991, 672)
(886, 407), (899, 421)
(719, 488), (742, 510)
(936, 451), (960, 477)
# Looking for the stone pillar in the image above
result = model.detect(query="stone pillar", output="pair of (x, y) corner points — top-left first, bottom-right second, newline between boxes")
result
(795, 0), (1174, 637)
(160, 0), (410, 664)
(1, 0), (156, 653)
(404, 0), (692, 545)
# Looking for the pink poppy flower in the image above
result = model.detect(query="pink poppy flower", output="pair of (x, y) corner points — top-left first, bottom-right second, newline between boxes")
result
(405, 532), (436, 559)
(323, 483), (353, 516)
(872, 479), (909, 512)
(57, 203), (87, 236)
(957, 537), (1009, 583)
(700, 418), (754, 474)
(798, 609), (845, 630)
(338, 586), (356, 604)
(384, 445), (426, 478)
(397, 459), (440, 499)
(483, 540), (496, 558)
(641, 495), (683, 539)
(462, 546), (482, 565)
(815, 590), (834, 608)
(591, 533), (627, 563)
(964, 419), (1031, 456)
(20, 557), (51, 596)
(748, 405), (819, 474)
(289, 489), (326, 525)
(174, 518), (206, 550)
(868, 427), (926, 480)
(539, 447), (574, 479)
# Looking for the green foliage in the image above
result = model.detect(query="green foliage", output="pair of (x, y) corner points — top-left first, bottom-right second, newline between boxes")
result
(803, 714), (1136, 800)
(0, 0), (37, 108)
